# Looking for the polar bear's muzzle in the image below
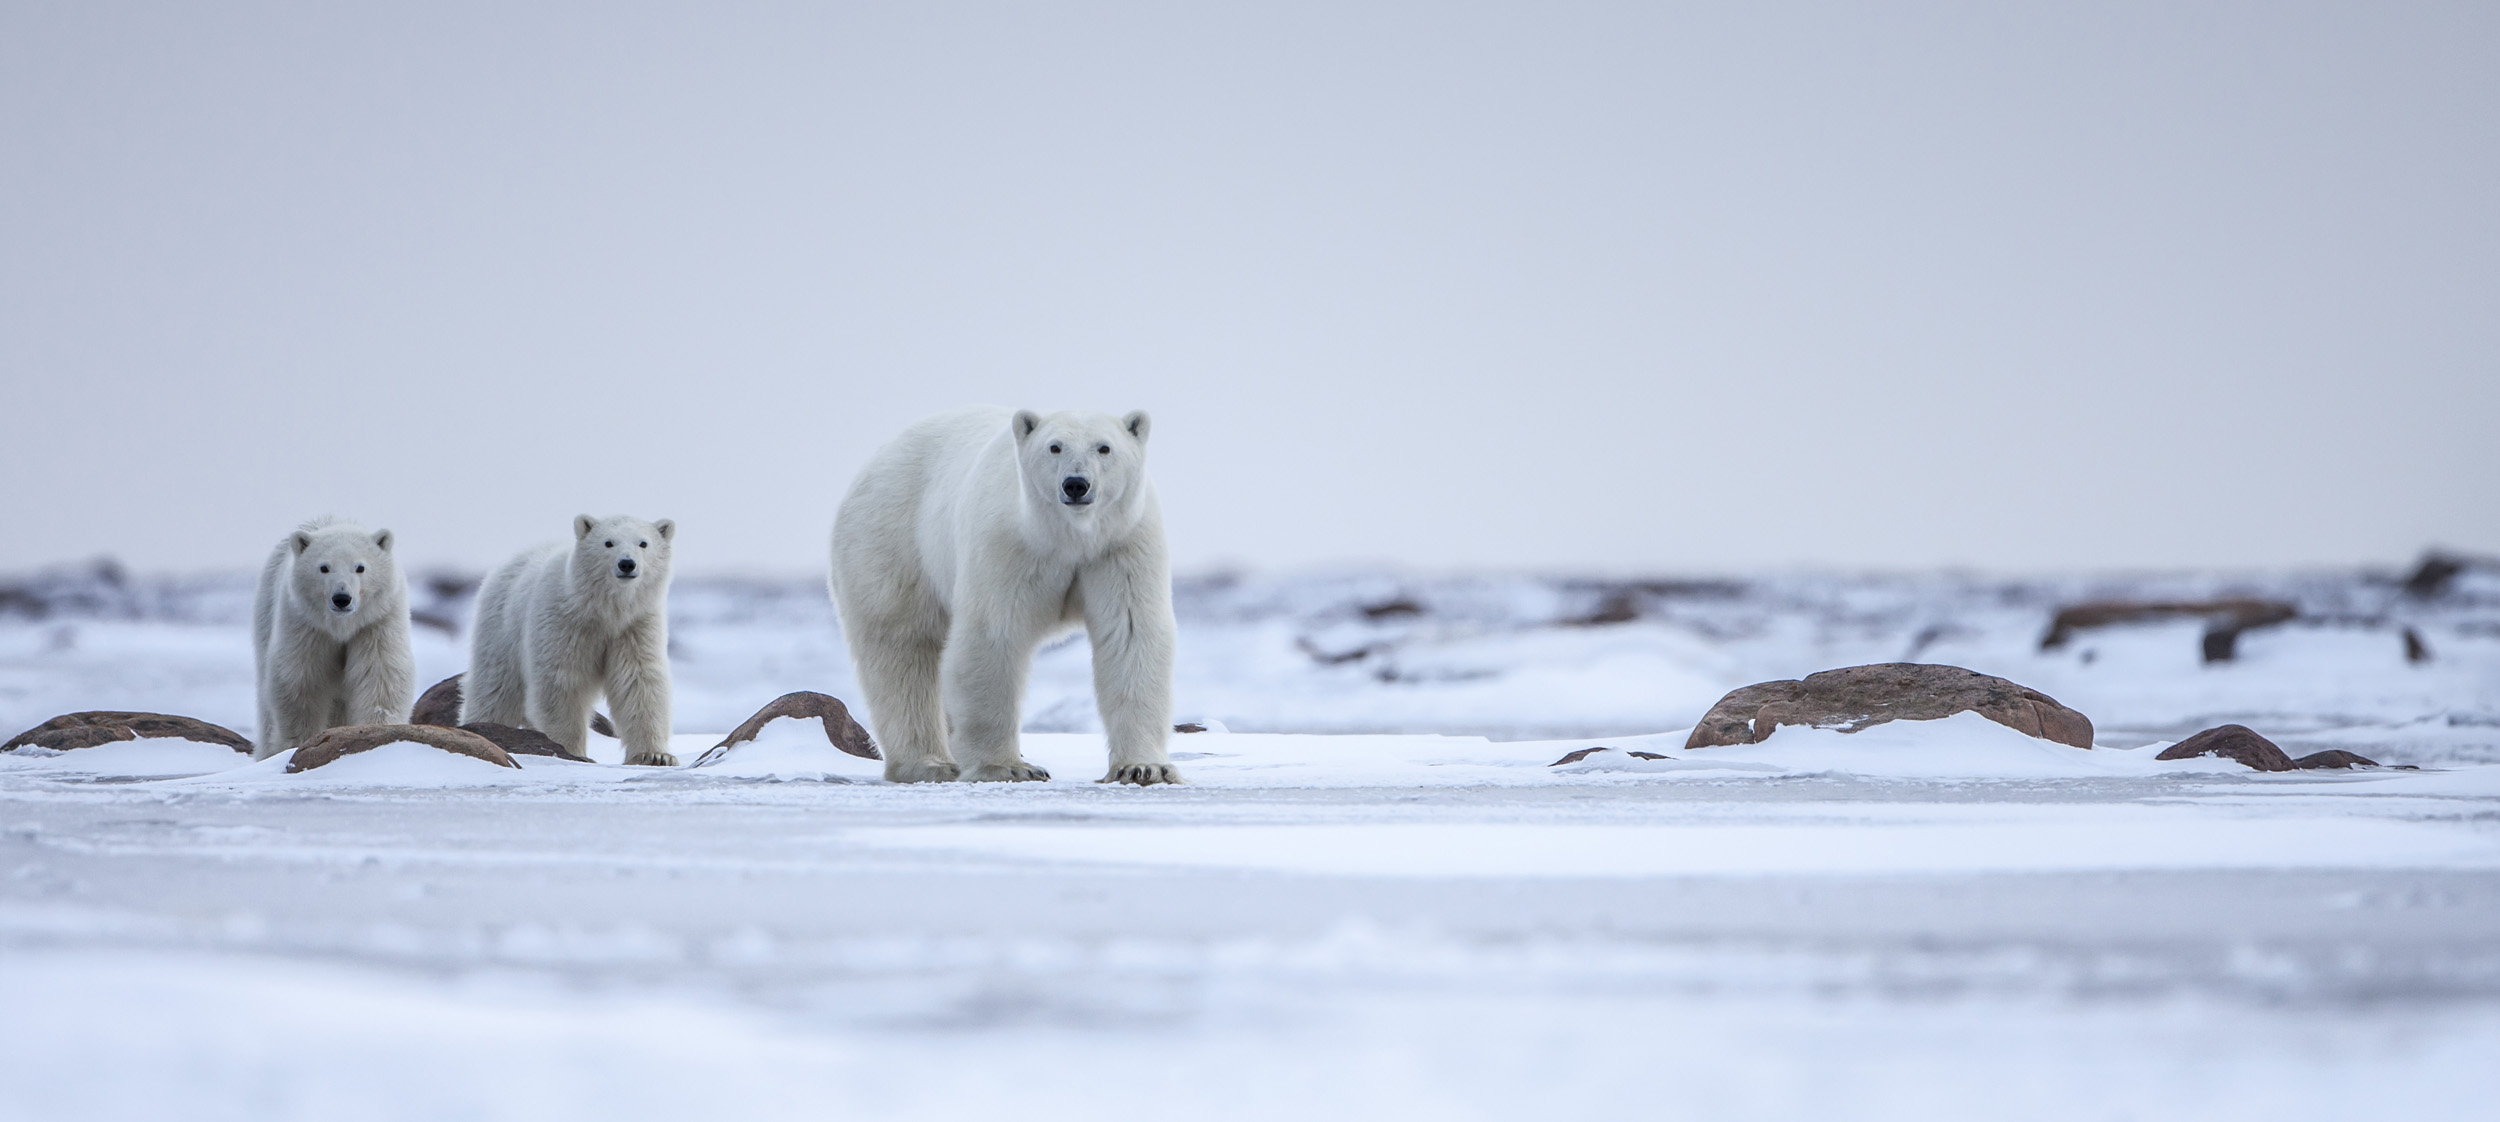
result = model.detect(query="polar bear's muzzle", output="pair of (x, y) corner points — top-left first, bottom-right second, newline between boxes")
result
(615, 557), (639, 579)
(1060, 475), (1093, 505)
(330, 592), (354, 613)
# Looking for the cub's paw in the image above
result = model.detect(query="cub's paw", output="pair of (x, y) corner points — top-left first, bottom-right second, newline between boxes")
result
(625, 749), (680, 767)
(1099, 762), (1186, 786)
(960, 759), (1051, 783)
(885, 759), (962, 784)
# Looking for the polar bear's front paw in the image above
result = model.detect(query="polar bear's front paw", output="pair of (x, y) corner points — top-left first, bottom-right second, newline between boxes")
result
(885, 759), (962, 783)
(960, 759), (1051, 782)
(1099, 762), (1185, 786)
(625, 749), (679, 767)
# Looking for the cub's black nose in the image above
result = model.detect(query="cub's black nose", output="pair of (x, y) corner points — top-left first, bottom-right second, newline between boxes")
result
(617, 558), (637, 575)
(1061, 476), (1092, 502)
(330, 593), (352, 610)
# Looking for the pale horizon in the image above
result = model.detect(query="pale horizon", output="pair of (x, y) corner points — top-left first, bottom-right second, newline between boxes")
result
(6, 2), (2494, 578)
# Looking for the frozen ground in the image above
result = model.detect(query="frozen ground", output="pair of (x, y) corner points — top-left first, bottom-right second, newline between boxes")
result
(3, 561), (2499, 1119)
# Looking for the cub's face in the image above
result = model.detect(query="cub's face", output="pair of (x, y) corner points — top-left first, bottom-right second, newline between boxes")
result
(573, 514), (675, 588)
(1012, 409), (1151, 515)
(291, 526), (394, 623)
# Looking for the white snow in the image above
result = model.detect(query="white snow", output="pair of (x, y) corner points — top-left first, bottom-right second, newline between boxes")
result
(4, 565), (2498, 1118)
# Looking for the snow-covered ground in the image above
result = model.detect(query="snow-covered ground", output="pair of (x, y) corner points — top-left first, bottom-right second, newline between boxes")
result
(4, 561), (2499, 1119)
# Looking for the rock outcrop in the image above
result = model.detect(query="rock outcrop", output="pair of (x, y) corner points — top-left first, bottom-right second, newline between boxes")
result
(285, 724), (519, 773)
(5, 711), (253, 755)
(2155, 725), (2383, 771)
(1684, 664), (2094, 750)
(691, 691), (881, 768)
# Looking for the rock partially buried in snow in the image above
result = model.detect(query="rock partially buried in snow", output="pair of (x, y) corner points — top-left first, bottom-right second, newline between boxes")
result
(2156, 724), (2295, 770)
(4, 711), (254, 755)
(411, 673), (611, 748)
(1684, 663), (2094, 750)
(2155, 724), (2386, 772)
(692, 691), (880, 768)
(1549, 746), (1671, 766)
(457, 722), (581, 760)
(2038, 598), (2298, 658)
(409, 675), (465, 727)
(286, 724), (519, 773)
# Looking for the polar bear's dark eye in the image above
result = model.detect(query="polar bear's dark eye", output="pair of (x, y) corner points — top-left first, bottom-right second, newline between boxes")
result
(354, 565), (364, 573)
(1048, 443), (1062, 454)
(637, 541), (647, 548)
(1096, 444), (1110, 454)
(604, 540), (615, 548)
(318, 565), (330, 574)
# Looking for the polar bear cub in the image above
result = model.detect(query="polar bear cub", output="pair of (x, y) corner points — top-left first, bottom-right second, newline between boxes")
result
(251, 517), (416, 759)
(830, 406), (1180, 785)
(464, 515), (679, 765)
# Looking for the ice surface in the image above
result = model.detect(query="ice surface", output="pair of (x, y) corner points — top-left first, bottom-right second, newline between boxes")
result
(4, 565), (2499, 1118)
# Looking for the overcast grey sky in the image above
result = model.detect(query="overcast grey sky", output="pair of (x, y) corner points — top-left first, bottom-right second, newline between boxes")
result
(4, 1), (2493, 577)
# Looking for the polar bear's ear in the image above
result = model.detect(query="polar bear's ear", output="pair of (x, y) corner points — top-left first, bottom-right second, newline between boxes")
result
(574, 514), (598, 540)
(291, 530), (314, 555)
(372, 529), (393, 553)
(1123, 411), (1151, 444)
(654, 519), (675, 542)
(1012, 410), (1043, 442)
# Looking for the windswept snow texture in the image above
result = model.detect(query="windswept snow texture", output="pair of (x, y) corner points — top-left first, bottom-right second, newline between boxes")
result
(4, 563), (2500, 1119)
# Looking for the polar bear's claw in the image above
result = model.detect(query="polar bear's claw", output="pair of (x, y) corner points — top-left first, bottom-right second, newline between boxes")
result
(1099, 763), (1185, 786)
(625, 750), (679, 767)
(961, 760), (1051, 782)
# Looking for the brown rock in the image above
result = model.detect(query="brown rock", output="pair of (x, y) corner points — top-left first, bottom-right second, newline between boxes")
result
(691, 691), (881, 768)
(2155, 724), (2294, 771)
(2403, 552), (2480, 599)
(459, 722), (584, 760)
(2291, 749), (2381, 770)
(1683, 664), (2095, 750)
(1547, 746), (1675, 766)
(1359, 597), (1424, 621)
(409, 674), (608, 751)
(410, 675), (465, 727)
(5, 711), (253, 755)
(2039, 599), (2297, 662)
(1563, 590), (1642, 627)
(285, 724), (518, 773)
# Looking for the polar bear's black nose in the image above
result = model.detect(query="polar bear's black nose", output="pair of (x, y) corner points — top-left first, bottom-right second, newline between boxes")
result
(617, 558), (637, 576)
(1061, 476), (1091, 503)
(331, 593), (353, 611)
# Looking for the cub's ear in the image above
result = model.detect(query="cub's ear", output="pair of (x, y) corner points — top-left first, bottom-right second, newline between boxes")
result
(653, 519), (675, 542)
(574, 514), (598, 540)
(1013, 410), (1042, 442)
(1123, 410), (1151, 444)
(372, 528), (393, 552)
(291, 530), (315, 555)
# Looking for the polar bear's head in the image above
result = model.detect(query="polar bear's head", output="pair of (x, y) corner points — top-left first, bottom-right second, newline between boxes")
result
(572, 514), (675, 597)
(289, 520), (398, 634)
(1012, 409), (1152, 518)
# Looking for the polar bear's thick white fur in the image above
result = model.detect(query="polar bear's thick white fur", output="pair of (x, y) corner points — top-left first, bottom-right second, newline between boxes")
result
(463, 514), (679, 766)
(830, 406), (1180, 785)
(251, 517), (416, 760)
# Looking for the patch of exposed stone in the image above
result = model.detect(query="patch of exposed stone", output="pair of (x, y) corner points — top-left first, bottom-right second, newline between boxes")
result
(4, 711), (253, 755)
(1684, 663), (2093, 751)
(691, 691), (881, 768)
(284, 724), (518, 773)
(2154, 724), (2394, 772)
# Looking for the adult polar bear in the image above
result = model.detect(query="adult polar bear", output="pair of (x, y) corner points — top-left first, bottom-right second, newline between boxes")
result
(251, 517), (415, 759)
(831, 406), (1180, 785)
